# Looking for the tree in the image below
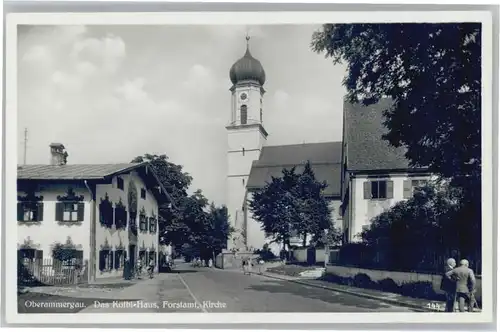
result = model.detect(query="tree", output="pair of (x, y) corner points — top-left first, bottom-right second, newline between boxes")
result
(131, 154), (193, 246)
(359, 183), (466, 272)
(204, 203), (233, 260)
(249, 161), (332, 249)
(311, 23), (481, 258)
(249, 168), (300, 250)
(294, 162), (331, 246)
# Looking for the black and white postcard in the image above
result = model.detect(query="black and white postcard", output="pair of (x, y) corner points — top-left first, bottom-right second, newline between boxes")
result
(3, 9), (495, 326)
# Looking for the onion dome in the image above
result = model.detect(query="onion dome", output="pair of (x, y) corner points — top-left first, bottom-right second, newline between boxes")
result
(229, 37), (266, 86)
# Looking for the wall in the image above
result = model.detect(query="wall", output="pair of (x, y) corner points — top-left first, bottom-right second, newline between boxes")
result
(348, 173), (431, 242)
(328, 199), (343, 229)
(291, 248), (326, 264)
(226, 126), (266, 250)
(215, 250), (259, 269)
(232, 85), (263, 125)
(17, 183), (91, 260)
(326, 264), (482, 303)
(95, 171), (159, 279)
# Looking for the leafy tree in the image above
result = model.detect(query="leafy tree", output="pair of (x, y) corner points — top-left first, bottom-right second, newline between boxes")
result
(249, 168), (300, 250)
(311, 23), (481, 258)
(249, 161), (332, 249)
(131, 154), (193, 246)
(359, 183), (467, 272)
(131, 154), (231, 261)
(294, 162), (331, 246)
(314, 223), (343, 248)
(201, 203), (233, 261)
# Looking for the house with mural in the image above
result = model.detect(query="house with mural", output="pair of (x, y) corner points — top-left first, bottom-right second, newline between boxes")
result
(340, 99), (432, 243)
(17, 143), (171, 282)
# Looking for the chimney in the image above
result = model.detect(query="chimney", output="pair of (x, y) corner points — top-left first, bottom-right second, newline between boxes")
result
(50, 143), (67, 166)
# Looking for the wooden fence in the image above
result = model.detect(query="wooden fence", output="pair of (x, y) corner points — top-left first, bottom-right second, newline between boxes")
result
(18, 258), (88, 286)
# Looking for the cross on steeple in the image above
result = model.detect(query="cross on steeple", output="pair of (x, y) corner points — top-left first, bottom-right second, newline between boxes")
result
(245, 31), (251, 51)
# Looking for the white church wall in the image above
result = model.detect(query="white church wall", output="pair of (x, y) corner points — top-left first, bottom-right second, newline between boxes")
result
(227, 128), (266, 152)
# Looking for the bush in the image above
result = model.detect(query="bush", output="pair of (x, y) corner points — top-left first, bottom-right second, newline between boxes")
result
(254, 244), (277, 261)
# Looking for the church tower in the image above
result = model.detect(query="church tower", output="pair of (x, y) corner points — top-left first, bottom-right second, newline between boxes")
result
(226, 36), (268, 250)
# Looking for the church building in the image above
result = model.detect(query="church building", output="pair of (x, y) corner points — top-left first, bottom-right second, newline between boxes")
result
(225, 38), (343, 254)
(225, 37), (432, 255)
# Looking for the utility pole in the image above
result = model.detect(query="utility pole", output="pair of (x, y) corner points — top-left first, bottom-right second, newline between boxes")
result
(23, 128), (28, 165)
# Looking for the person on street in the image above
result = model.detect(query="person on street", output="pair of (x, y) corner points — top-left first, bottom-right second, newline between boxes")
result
(445, 259), (476, 312)
(147, 258), (155, 278)
(440, 258), (457, 312)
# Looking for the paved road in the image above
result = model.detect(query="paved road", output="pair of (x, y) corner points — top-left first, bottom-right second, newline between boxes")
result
(81, 263), (415, 313)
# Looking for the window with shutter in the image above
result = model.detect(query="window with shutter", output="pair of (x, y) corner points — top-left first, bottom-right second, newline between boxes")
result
(363, 181), (371, 199)
(117, 177), (124, 190)
(59, 202), (80, 222)
(77, 203), (85, 221)
(386, 180), (394, 199)
(18, 201), (43, 222)
(367, 180), (389, 199)
(403, 179), (412, 199)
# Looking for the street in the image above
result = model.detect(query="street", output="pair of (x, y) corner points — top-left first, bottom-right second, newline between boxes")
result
(80, 263), (416, 313)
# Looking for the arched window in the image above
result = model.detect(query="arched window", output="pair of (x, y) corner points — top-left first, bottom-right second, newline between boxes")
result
(240, 105), (248, 125)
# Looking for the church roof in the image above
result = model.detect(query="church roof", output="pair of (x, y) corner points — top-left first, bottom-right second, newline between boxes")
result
(344, 99), (413, 171)
(247, 142), (342, 197)
(229, 41), (266, 86)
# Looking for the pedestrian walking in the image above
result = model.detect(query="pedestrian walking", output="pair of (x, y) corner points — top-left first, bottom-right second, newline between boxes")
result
(242, 257), (251, 275)
(440, 258), (457, 312)
(445, 259), (477, 312)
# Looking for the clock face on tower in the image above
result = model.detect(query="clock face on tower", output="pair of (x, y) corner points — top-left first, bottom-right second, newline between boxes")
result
(240, 92), (248, 101)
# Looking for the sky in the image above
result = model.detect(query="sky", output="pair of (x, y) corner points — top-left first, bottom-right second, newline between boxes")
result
(17, 24), (347, 205)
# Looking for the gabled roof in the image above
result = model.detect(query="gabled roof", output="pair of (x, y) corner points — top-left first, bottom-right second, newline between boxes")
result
(344, 99), (412, 172)
(247, 142), (342, 197)
(17, 163), (145, 180)
(17, 162), (173, 205)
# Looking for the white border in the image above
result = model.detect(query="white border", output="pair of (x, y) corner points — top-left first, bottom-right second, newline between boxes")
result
(5, 11), (494, 325)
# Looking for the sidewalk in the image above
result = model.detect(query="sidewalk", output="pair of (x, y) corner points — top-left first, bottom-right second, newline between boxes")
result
(25, 276), (142, 299)
(255, 271), (481, 313)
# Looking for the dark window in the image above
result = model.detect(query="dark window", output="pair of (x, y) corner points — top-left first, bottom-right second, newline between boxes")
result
(99, 249), (114, 271)
(149, 217), (157, 233)
(114, 250), (125, 269)
(260, 108), (263, 122)
(140, 189), (146, 200)
(18, 249), (43, 263)
(363, 180), (393, 200)
(56, 202), (84, 222)
(117, 177), (124, 190)
(240, 105), (248, 125)
(17, 202), (43, 222)
(139, 250), (147, 264)
(371, 181), (387, 199)
(139, 214), (148, 232)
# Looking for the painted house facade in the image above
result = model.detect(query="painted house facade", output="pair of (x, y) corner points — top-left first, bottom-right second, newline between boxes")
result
(17, 143), (170, 281)
(340, 100), (432, 242)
